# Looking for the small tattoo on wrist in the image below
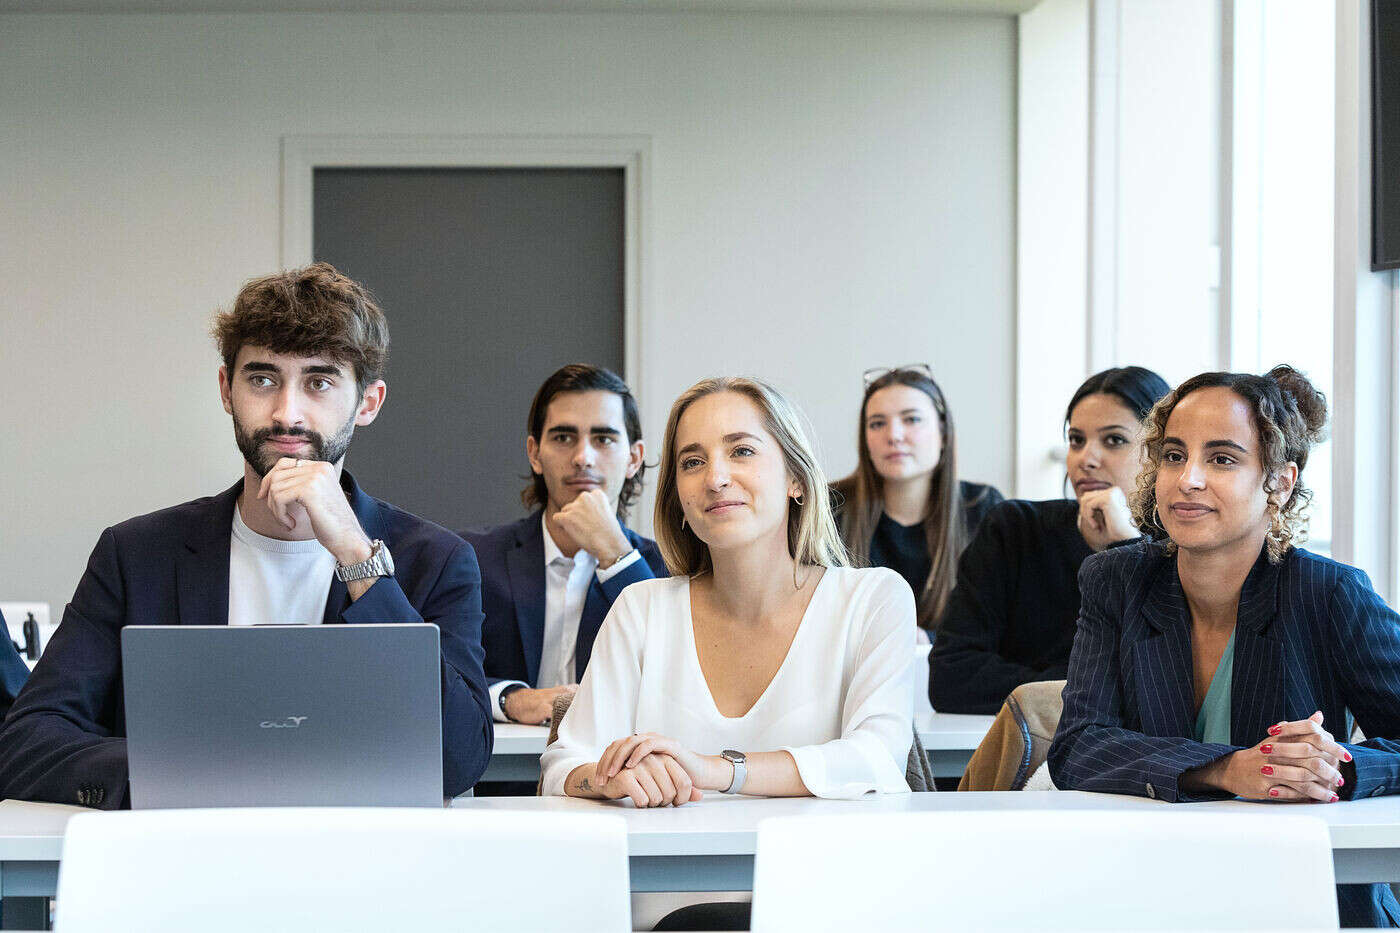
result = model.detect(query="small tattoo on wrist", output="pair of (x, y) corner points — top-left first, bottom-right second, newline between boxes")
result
(579, 778), (592, 791)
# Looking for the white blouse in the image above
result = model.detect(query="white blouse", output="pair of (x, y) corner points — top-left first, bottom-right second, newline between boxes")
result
(539, 566), (916, 800)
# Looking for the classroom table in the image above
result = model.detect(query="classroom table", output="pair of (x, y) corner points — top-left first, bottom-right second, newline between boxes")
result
(448, 791), (1400, 892)
(3, 790), (1399, 914)
(479, 712), (996, 783)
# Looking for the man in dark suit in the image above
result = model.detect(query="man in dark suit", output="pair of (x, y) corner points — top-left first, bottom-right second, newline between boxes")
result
(463, 364), (666, 727)
(0, 263), (493, 808)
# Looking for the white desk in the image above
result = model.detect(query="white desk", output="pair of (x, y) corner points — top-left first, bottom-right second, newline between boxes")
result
(5, 791), (1396, 908)
(449, 791), (1400, 892)
(479, 723), (552, 782)
(479, 713), (996, 784)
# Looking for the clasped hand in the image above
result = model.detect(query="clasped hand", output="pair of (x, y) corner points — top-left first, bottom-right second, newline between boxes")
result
(1218, 711), (1352, 803)
(589, 733), (721, 807)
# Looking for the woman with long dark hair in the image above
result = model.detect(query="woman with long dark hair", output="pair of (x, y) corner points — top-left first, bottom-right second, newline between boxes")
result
(833, 365), (1002, 635)
(1050, 365), (1400, 928)
(928, 365), (1170, 714)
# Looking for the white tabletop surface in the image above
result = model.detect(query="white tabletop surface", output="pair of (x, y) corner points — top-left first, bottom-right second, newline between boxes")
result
(490, 713), (994, 755)
(449, 790), (1400, 856)
(4, 791), (1400, 863)
(491, 723), (551, 753)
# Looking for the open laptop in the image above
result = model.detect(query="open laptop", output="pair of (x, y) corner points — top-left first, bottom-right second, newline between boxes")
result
(122, 624), (443, 809)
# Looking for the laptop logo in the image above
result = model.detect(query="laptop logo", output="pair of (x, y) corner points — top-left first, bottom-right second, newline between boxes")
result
(260, 716), (309, 729)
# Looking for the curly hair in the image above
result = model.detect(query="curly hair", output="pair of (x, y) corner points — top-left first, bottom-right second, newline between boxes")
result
(1131, 365), (1329, 562)
(213, 262), (388, 394)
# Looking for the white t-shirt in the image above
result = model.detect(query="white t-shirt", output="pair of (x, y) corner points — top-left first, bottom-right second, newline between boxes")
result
(228, 503), (337, 627)
(539, 566), (916, 799)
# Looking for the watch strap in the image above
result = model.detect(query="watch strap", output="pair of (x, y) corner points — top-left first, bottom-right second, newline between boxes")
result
(498, 683), (527, 717)
(335, 539), (393, 582)
(721, 749), (747, 794)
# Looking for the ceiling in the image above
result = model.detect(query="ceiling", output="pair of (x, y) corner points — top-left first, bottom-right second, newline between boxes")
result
(0, 0), (1035, 13)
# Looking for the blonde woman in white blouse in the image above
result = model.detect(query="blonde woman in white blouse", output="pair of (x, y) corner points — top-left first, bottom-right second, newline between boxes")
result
(539, 376), (915, 806)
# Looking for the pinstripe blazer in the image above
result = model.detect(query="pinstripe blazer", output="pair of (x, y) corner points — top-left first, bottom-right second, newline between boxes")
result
(1049, 540), (1400, 803)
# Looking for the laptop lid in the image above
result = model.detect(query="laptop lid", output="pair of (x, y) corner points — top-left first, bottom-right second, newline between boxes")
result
(122, 624), (443, 809)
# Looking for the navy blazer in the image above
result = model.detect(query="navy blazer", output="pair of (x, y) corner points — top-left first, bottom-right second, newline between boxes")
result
(0, 472), (494, 808)
(461, 511), (666, 687)
(1050, 541), (1400, 927)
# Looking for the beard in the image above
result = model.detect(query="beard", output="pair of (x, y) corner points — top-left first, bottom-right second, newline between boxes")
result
(233, 410), (357, 478)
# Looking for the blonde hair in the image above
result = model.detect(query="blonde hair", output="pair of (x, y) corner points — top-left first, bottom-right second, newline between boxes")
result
(654, 377), (849, 576)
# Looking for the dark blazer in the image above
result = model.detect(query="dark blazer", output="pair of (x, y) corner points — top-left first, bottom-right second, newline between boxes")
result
(1049, 540), (1400, 928)
(929, 499), (1094, 714)
(462, 511), (666, 687)
(0, 472), (494, 809)
(0, 609), (31, 721)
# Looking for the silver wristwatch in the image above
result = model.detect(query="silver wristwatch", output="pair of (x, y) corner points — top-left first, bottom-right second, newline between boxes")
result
(335, 539), (395, 582)
(721, 749), (747, 795)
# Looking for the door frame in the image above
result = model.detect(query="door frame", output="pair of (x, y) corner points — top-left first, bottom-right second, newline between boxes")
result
(280, 133), (649, 391)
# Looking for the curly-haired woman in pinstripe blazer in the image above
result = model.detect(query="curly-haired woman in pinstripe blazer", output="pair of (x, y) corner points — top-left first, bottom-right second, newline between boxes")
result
(1049, 365), (1400, 928)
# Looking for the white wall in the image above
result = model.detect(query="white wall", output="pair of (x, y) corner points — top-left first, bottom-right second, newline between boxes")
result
(0, 12), (1016, 617)
(1334, 0), (1397, 600)
(1015, 0), (1087, 497)
(1112, 0), (1221, 386)
(1016, 0), (1222, 499)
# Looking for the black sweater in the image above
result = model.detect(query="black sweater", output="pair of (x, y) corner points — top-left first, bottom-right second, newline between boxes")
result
(866, 480), (1004, 604)
(928, 498), (1093, 714)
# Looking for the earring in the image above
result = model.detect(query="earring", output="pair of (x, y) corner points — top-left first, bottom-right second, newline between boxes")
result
(680, 515), (687, 530)
(793, 494), (804, 506)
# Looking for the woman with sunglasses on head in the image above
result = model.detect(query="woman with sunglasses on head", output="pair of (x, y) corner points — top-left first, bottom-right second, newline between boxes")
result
(928, 366), (1170, 714)
(1049, 366), (1400, 928)
(833, 365), (1004, 639)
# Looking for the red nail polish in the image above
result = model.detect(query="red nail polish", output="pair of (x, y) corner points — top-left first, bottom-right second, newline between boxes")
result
(1337, 777), (1345, 788)
(1269, 788), (1280, 797)
(1268, 725), (1282, 736)
(1261, 744), (1273, 754)
(1344, 752), (1353, 762)
(1330, 794), (1340, 803)
(1260, 765), (1274, 775)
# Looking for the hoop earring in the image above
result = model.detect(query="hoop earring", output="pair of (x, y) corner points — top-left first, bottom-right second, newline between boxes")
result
(1150, 505), (1167, 534)
(793, 494), (804, 506)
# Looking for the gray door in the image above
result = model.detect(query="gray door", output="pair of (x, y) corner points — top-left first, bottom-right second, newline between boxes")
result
(313, 167), (625, 532)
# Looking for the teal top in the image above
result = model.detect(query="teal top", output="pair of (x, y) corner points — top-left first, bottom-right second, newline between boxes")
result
(1193, 627), (1237, 744)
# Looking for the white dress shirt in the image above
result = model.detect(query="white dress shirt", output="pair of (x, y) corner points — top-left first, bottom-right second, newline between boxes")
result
(228, 502), (335, 626)
(539, 566), (916, 799)
(489, 513), (640, 721)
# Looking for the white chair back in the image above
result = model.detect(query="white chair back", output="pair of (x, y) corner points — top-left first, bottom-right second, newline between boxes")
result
(56, 807), (630, 933)
(751, 810), (1337, 931)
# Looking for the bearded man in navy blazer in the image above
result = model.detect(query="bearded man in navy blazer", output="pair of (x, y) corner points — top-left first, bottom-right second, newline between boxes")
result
(462, 365), (666, 727)
(0, 263), (493, 808)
